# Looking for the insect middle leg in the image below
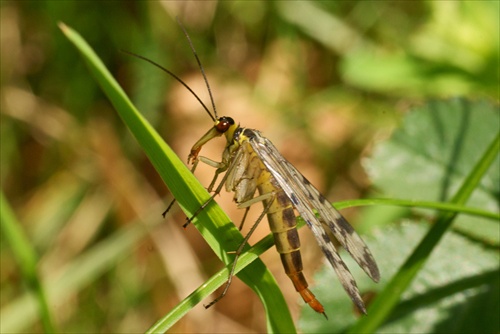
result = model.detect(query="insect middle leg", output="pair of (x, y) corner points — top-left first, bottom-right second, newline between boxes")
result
(204, 192), (276, 309)
(182, 156), (234, 227)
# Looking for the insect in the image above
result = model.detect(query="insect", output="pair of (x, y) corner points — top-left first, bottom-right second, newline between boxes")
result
(128, 21), (380, 317)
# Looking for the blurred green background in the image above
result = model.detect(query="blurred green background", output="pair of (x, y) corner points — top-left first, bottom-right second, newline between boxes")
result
(1, 1), (498, 332)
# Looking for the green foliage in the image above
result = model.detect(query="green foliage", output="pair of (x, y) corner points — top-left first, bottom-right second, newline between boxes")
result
(368, 98), (499, 245)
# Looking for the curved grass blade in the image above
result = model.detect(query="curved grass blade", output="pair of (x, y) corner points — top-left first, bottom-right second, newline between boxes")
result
(0, 192), (56, 333)
(339, 198), (499, 222)
(58, 22), (295, 333)
(147, 227), (278, 332)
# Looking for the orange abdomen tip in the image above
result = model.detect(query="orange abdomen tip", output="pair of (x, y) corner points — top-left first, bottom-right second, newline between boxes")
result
(299, 288), (325, 315)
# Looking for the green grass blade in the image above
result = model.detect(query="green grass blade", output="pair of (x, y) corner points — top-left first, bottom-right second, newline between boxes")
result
(0, 192), (56, 333)
(147, 223), (278, 332)
(58, 22), (295, 333)
(349, 132), (500, 333)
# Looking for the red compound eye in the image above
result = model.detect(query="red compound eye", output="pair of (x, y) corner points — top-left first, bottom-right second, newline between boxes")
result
(216, 116), (234, 133)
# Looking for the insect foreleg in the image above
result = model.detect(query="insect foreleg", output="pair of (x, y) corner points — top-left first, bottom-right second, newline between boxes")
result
(183, 153), (240, 228)
(161, 199), (177, 218)
(197, 156), (229, 192)
(204, 192), (276, 309)
(198, 156), (226, 169)
(162, 158), (202, 218)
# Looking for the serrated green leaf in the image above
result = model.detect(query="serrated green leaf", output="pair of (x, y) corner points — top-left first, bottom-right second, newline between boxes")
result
(348, 99), (499, 333)
(366, 98), (500, 245)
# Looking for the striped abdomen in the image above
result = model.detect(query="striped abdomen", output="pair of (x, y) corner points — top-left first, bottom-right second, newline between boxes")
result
(257, 170), (325, 315)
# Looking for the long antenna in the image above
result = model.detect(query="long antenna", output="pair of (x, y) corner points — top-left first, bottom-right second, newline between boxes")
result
(121, 50), (215, 122)
(176, 16), (218, 119)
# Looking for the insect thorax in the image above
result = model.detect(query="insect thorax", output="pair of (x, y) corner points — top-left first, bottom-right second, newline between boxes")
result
(227, 128), (286, 206)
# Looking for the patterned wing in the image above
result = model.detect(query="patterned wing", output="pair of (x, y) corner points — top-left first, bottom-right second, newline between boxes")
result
(248, 133), (379, 313)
